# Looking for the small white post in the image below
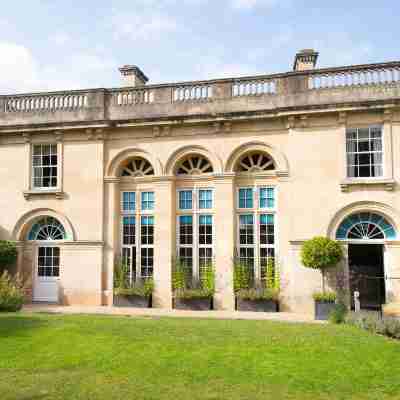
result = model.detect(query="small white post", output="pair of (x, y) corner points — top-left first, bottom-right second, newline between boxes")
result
(354, 291), (360, 312)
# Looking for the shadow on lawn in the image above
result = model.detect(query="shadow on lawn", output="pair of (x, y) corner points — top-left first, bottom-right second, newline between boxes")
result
(0, 314), (46, 337)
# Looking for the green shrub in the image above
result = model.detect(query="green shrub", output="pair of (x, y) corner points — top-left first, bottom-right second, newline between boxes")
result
(233, 260), (251, 293)
(301, 237), (343, 294)
(0, 271), (24, 312)
(172, 258), (215, 299)
(329, 303), (347, 324)
(265, 258), (280, 290)
(313, 291), (337, 302)
(114, 278), (154, 297)
(114, 261), (130, 289)
(114, 260), (154, 297)
(345, 312), (400, 339)
(0, 241), (17, 274)
(236, 287), (279, 302)
(200, 262), (215, 296)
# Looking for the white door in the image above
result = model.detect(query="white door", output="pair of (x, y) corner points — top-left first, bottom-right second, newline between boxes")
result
(33, 246), (60, 302)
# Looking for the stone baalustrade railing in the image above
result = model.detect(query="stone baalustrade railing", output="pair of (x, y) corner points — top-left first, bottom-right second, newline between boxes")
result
(1, 61), (400, 128)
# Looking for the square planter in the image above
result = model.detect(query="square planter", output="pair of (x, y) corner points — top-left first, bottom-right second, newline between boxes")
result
(173, 297), (213, 310)
(113, 294), (152, 308)
(236, 298), (279, 312)
(314, 300), (335, 320)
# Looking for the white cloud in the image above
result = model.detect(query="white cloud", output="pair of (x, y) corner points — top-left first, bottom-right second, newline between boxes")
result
(110, 11), (178, 41)
(0, 42), (39, 93)
(0, 41), (117, 94)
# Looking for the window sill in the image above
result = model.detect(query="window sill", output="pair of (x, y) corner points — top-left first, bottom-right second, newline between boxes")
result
(23, 189), (65, 200)
(340, 178), (395, 192)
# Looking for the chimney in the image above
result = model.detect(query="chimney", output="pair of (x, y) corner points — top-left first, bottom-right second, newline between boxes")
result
(293, 49), (319, 71)
(119, 65), (149, 87)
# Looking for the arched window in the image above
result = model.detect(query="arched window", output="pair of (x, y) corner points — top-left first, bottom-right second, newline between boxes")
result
(336, 212), (396, 240)
(236, 152), (275, 173)
(27, 216), (66, 241)
(120, 157), (154, 177)
(176, 155), (213, 175)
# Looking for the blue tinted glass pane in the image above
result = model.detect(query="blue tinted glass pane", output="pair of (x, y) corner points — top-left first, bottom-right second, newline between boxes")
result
(141, 192), (155, 210)
(179, 190), (192, 209)
(141, 216), (154, 225)
(123, 216), (135, 225)
(260, 214), (274, 224)
(239, 188), (253, 208)
(180, 215), (193, 225)
(240, 214), (254, 225)
(199, 215), (212, 225)
(199, 190), (212, 209)
(123, 192), (135, 212)
(385, 227), (396, 239)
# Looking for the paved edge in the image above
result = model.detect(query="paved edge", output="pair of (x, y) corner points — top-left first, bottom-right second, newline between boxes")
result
(23, 305), (324, 324)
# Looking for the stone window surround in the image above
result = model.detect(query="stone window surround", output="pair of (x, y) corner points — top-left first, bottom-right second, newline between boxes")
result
(340, 118), (395, 192)
(23, 132), (64, 200)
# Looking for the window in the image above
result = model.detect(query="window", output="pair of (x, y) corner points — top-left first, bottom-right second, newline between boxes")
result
(346, 126), (383, 178)
(38, 247), (60, 277)
(121, 191), (155, 283)
(141, 191), (155, 210)
(199, 189), (212, 209)
(27, 216), (66, 241)
(179, 190), (193, 210)
(32, 144), (58, 189)
(237, 186), (276, 282)
(122, 192), (136, 213)
(238, 188), (253, 209)
(177, 189), (214, 282)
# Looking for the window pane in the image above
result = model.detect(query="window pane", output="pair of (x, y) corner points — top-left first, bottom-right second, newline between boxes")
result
(179, 215), (193, 245)
(123, 216), (135, 245)
(199, 189), (213, 209)
(259, 187), (274, 208)
(32, 144), (58, 188)
(239, 188), (253, 208)
(122, 192), (135, 212)
(179, 190), (192, 210)
(141, 192), (155, 210)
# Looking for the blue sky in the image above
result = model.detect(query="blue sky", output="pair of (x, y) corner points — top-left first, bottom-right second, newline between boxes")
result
(0, 0), (398, 94)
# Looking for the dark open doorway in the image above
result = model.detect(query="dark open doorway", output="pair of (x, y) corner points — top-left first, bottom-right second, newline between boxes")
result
(348, 244), (385, 310)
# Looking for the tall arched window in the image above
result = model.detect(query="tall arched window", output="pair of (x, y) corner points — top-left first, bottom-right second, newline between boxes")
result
(336, 212), (396, 240)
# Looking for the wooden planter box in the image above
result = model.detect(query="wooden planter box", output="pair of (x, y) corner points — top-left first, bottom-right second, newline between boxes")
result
(236, 298), (279, 312)
(173, 297), (213, 310)
(113, 294), (152, 308)
(314, 300), (335, 320)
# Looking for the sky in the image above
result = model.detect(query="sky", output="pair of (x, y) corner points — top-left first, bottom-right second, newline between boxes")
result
(0, 0), (399, 94)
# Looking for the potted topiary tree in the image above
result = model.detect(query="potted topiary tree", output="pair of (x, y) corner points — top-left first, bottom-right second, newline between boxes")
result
(234, 258), (280, 312)
(301, 237), (343, 320)
(172, 258), (214, 310)
(113, 261), (154, 308)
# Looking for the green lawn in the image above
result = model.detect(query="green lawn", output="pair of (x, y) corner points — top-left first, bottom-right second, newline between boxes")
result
(0, 314), (399, 400)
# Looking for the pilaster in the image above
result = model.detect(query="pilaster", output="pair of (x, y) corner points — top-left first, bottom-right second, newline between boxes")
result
(213, 175), (235, 310)
(153, 178), (174, 309)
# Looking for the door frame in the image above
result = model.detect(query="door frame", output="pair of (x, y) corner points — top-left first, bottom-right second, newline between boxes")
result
(33, 243), (61, 303)
(347, 241), (386, 310)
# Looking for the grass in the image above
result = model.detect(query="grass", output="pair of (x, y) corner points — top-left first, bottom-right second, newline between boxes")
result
(0, 313), (399, 400)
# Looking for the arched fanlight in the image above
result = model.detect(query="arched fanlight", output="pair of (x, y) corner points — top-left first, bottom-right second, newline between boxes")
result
(176, 155), (213, 175)
(336, 212), (396, 240)
(236, 152), (275, 173)
(121, 157), (154, 177)
(27, 216), (66, 241)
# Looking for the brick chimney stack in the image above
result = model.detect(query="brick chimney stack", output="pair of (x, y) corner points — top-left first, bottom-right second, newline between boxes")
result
(293, 49), (319, 71)
(119, 65), (149, 87)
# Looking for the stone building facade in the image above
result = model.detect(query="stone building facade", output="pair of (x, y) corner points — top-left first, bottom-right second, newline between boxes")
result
(1, 49), (400, 315)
